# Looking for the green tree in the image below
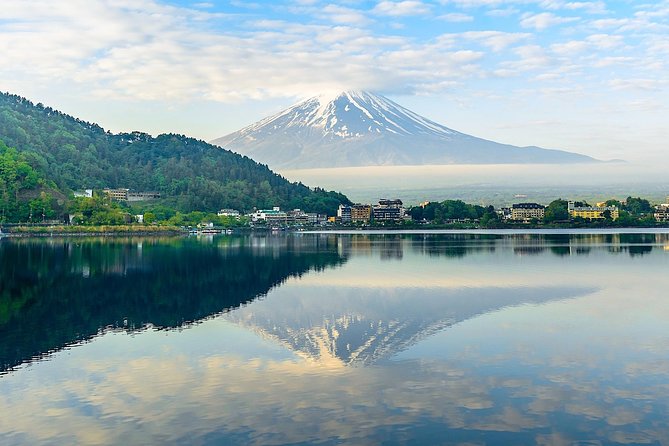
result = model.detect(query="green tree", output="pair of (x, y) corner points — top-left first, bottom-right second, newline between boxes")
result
(624, 197), (652, 216)
(0, 139), (55, 222)
(544, 199), (569, 223)
(480, 207), (499, 228)
(0, 92), (352, 218)
(143, 212), (156, 224)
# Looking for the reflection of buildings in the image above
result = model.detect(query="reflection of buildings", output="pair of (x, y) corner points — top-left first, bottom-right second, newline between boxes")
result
(337, 235), (403, 260)
(333, 233), (667, 260)
(562, 233), (662, 256)
(6, 232), (666, 374)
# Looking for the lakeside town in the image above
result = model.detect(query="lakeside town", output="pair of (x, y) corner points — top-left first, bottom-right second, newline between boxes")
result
(5, 187), (666, 235)
(242, 196), (669, 229)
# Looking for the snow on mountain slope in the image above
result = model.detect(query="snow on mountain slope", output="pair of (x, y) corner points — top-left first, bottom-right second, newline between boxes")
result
(211, 90), (597, 169)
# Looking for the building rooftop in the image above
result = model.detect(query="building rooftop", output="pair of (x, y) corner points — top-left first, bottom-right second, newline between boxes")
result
(512, 203), (544, 209)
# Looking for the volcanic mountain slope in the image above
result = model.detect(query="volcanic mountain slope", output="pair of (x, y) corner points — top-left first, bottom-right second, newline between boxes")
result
(212, 90), (597, 169)
(0, 91), (349, 215)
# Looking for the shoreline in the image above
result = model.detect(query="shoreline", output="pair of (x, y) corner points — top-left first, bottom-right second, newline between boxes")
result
(299, 227), (669, 235)
(1, 231), (184, 238)
(2, 225), (669, 239)
(0, 225), (184, 238)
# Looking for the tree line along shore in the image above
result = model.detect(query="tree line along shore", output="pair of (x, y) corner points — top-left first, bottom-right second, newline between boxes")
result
(2, 194), (668, 236)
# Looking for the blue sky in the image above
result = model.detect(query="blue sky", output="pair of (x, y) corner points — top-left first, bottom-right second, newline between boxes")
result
(1, 0), (668, 162)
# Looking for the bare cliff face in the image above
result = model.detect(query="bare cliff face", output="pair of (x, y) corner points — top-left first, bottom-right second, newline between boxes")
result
(211, 90), (597, 169)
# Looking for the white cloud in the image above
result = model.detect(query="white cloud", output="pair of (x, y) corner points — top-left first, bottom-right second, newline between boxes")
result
(585, 33), (624, 50)
(461, 31), (531, 51)
(608, 78), (669, 91)
(550, 40), (589, 56)
(1, 0), (669, 162)
(539, 1), (607, 14)
(505, 44), (553, 71)
(0, 0), (495, 102)
(0, 0), (665, 106)
(437, 12), (475, 22)
(520, 12), (579, 30)
(486, 7), (521, 17)
(440, 0), (513, 7)
(372, 1), (432, 16)
(319, 4), (370, 25)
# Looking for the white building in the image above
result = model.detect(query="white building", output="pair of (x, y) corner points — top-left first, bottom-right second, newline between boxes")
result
(655, 199), (669, 222)
(74, 189), (93, 198)
(218, 209), (241, 218)
(511, 203), (545, 221)
(337, 205), (352, 223)
(249, 207), (288, 224)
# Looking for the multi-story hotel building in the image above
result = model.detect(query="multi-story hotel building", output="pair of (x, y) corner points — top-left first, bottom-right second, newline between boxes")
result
(511, 203), (545, 221)
(372, 199), (404, 222)
(249, 207), (288, 224)
(337, 205), (352, 223)
(351, 204), (372, 223)
(103, 188), (130, 201)
(568, 201), (619, 220)
(103, 188), (160, 201)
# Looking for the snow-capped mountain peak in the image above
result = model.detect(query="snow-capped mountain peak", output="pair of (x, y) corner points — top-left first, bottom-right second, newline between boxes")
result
(211, 90), (597, 169)
(242, 90), (457, 140)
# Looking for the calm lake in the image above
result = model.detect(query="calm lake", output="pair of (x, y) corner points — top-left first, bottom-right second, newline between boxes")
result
(1, 232), (669, 445)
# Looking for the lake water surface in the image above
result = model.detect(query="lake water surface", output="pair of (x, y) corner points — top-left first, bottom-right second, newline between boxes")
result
(1, 232), (669, 445)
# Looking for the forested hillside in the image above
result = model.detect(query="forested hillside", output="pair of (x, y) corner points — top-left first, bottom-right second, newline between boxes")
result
(0, 92), (349, 219)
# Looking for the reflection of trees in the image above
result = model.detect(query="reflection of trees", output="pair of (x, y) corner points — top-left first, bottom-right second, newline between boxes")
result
(0, 235), (346, 373)
(414, 234), (497, 258)
(341, 233), (667, 259)
(550, 246), (571, 256)
(620, 234), (656, 256)
(1, 231), (666, 373)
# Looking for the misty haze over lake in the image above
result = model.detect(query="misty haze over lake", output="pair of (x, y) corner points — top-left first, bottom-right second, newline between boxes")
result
(281, 162), (669, 205)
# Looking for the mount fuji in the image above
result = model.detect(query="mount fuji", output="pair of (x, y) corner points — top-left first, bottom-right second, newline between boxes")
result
(211, 90), (597, 169)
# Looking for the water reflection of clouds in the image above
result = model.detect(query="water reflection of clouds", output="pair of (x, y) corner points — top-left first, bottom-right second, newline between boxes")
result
(5, 318), (668, 446)
(2, 342), (669, 445)
(3, 234), (669, 445)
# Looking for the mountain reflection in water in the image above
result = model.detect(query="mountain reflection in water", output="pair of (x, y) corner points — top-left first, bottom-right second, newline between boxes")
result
(1, 232), (669, 445)
(1, 232), (666, 373)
